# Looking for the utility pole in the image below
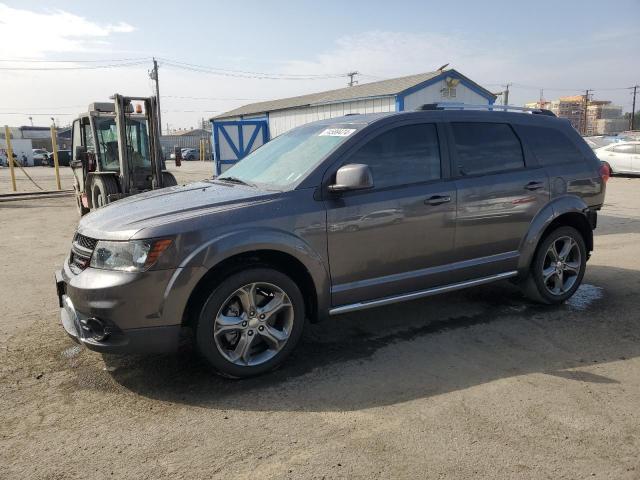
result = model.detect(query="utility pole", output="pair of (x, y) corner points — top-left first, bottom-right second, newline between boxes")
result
(583, 89), (591, 135)
(502, 83), (512, 106)
(347, 71), (359, 87)
(149, 57), (162, 135)
(631, 85), (638, 131)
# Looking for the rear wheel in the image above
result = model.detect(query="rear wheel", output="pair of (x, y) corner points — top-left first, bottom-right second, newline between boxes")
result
(522, 226), (587, 304)
(162, 171), (177, 187)
(195, 268), (305, 378)
(91, 175), (120, 209)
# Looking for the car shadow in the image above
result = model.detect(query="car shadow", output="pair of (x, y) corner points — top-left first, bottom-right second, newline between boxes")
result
(105, 264), (640, 412)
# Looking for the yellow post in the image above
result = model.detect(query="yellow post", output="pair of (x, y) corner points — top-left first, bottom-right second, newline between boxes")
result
(4, 125), (17, 192)
(50, 125), (61, 190)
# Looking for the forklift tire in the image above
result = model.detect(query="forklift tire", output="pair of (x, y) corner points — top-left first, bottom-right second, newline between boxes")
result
(162, 172), (178, 187)
(92, 175), (120, 209)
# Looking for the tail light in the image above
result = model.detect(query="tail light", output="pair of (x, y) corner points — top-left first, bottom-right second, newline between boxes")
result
(599, 162), (610, 183)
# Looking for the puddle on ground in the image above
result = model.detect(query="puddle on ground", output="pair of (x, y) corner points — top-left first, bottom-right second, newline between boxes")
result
(566, 284), (603, 311)
(61, 345), (82, 359)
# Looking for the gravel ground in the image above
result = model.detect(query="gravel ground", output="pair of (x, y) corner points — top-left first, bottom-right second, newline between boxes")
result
(1, 173), (639, 479)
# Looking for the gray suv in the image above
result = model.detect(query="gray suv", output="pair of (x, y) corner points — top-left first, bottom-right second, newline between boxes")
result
(55, 105), (607, 377)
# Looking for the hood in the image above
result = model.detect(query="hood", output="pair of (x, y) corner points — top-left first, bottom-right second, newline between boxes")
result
(78, 181), (279, 240)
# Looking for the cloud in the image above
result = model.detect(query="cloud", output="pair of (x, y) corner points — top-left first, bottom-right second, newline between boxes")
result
(0, 3), (135, 58)
(277, 30), (640, 109)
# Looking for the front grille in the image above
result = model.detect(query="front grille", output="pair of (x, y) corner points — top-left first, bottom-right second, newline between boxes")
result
(69, 232), (97, 273)
(74, 233), (97, 251)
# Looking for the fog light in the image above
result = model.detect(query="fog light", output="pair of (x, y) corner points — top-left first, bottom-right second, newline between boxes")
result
(80, 317), (110, 342)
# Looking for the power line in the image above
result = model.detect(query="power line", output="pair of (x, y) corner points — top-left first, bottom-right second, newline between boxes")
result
(0, 60), (149, 71)
(0, 112), (76, 116)
(0, 57), (150, 63)
(163, 95), (265, 101)
(159, 58), (349, 80)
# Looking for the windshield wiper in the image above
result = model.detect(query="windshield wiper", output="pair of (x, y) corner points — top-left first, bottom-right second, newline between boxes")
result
(217, 176), (256, 187)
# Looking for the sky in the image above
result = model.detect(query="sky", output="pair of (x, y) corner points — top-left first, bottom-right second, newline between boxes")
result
(1, 0), (639, 129)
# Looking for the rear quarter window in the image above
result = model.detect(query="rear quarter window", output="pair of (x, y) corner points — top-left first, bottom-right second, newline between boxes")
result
(518, 125), (584, 166)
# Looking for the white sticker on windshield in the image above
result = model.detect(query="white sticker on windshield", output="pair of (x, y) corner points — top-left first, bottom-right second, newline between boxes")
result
(319, 128), (356, 137)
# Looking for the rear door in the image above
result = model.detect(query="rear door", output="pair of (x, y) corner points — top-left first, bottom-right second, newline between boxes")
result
(449, 122), (549, 278)
(325, 121), (457, 306)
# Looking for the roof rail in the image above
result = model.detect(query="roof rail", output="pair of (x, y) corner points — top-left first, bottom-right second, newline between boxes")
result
(416, 103), (556, 117)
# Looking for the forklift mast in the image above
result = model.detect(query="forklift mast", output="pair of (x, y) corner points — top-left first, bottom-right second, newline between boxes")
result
(112, 94), (164, 193)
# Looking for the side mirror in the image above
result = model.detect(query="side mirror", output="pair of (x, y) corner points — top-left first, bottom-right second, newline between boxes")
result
(328, 164), (374, 192)
(74, 145), (87, 166)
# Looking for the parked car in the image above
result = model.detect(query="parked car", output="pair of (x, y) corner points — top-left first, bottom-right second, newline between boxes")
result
(595, 141), (640, 175)
(56, 106), (606, 378)
(32, 148), (50, 161)
(182, 148), (199, 160)
(42, 150), (71, 167)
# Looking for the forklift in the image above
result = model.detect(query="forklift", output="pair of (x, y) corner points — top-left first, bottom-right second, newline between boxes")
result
(70, 94), (179, 215)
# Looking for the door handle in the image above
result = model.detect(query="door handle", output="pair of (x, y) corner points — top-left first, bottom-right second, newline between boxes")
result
(425, 195), (451, 206)
(524, 181), (544, 191)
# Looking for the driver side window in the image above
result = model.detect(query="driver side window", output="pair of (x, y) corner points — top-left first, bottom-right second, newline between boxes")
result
(72, 120), (82, 161)
(348, 123), (441, 189)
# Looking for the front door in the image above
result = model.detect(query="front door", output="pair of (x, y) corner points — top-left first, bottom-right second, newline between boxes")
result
(449, 122), (549, 278)
(326, 122), (456, 306)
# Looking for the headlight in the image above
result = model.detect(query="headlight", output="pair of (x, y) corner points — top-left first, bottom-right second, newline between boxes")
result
(90, 239), (172, 272)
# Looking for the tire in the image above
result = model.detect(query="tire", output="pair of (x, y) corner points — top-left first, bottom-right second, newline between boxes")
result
(195, 268), (306, 378)
(91, 175), (120, 209)
(162, 171), (177, 187)
(521, 226), (587, 304)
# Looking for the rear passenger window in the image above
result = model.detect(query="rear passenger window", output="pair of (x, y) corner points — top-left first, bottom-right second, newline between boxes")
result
(519, 125), (584, 165)
(451, 123), (524, 176)
(348, 123), (440, 188)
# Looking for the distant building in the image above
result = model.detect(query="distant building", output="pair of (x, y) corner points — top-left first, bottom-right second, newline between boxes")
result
(160, 128), (212, 158)
(525, 96), (626, 135)
(585, 101), (623, 135)
(549, 95), (587, 133)
(212, 68), (496, 173)
(594, 118), (629, 135)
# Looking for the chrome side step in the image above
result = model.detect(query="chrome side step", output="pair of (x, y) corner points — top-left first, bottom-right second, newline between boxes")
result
(329, 271), (518, 315)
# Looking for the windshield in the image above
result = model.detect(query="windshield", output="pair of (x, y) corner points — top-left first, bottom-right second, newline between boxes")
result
(219, 123), (363, 189)
(95, 116), (151, 172)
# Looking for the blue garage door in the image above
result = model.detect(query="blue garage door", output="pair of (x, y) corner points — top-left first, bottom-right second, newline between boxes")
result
(212, 120), (269, 175)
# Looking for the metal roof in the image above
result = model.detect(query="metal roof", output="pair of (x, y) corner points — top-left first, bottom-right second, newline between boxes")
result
(214, 69), (495, 120)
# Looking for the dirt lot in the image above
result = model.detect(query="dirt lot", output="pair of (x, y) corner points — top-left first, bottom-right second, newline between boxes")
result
(1, 170), (639, 479)
(0, 161), (214, 194)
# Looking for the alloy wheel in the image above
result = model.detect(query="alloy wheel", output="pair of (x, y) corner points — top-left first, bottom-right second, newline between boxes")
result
(213, 282), (294, 366)
(541, 236), (581, 296)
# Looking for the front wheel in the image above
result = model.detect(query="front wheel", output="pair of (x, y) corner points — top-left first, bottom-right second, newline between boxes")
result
(521, 226), (587, 304)
(196, 268), (305, 378)
(91, 175), (119, 209)
(161, 171), (177, 187)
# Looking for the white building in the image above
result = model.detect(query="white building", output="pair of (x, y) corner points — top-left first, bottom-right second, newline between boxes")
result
(211, 69), (496, 173)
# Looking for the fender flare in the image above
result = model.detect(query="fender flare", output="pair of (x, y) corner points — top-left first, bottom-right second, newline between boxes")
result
(517, 195), (592, 275)
(160, 228), (331, 325)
